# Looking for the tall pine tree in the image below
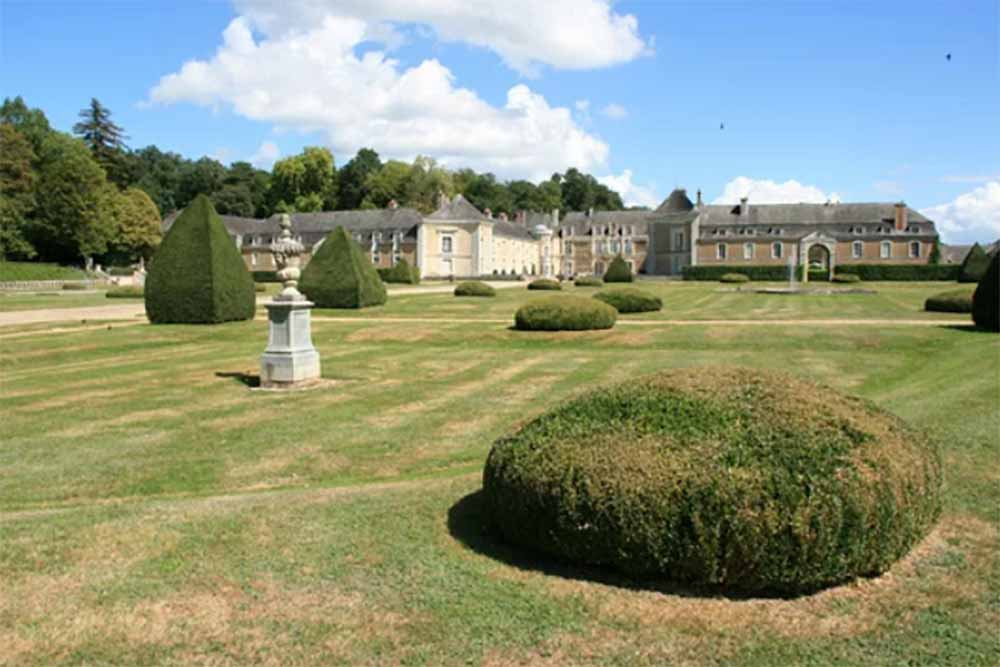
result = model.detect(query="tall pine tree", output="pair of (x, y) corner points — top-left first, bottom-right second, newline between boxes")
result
(73, 98), (129, 187)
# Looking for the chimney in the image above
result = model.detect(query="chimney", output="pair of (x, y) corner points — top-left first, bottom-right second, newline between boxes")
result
(498, 212), (508, 222)
(484, 207), (493, 219)
(387, 199), (398, 209)
(739, 197), (749, 217)
(894, 202), (908, 231)
(696, 189), (703, 207)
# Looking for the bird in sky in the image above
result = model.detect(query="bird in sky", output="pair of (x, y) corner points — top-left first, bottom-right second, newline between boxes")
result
(720, 122), (725, 130)
(946, 53), (952, 61)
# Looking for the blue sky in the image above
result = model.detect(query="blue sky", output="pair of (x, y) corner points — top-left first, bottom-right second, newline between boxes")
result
(2, 0), (998, 241)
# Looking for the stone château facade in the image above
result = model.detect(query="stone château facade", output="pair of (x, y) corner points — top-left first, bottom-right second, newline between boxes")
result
(164, 188), (940, 279)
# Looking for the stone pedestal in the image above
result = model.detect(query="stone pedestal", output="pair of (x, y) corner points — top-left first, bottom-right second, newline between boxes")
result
(260, 300), (321, 388)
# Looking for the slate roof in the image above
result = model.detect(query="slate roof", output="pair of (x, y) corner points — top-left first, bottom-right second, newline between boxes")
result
(493, 220), (536, 240)
(697, 203), (932, 227)
(655, 188), (694, 214)
(427, 194), (486, 221)
(559, 210), (652, 236)
(163, 208), (423, 242)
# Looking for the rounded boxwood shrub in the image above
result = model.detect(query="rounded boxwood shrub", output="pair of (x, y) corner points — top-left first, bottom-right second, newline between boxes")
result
(145, 194), (255, 324)
(574, 276), (603, 287)
(483, 367), (941, 594)
(832, 273), (861, 283)
(603, 255), (634, 283)
(106, 285), (144, 299)
(377, 258), (420, 284)
(527, 278), (562, 291)
(720, 273), (749, 283)
(514, 295), (616, 331)
(300, 226), (387, 309)
(972, 252), (999, 332)
(593, 287), (662, 313)
(454, 281), (496, 297)
(924, 288), (974, 313)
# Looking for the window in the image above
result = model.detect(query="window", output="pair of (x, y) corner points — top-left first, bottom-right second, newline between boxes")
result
(852, 241), (863, 259)
(909, 241), (921, 258)
(675, 231), (685, 249)
(743, 242), (754, 260)
(624, 239), (633, 256)
(441, 236), (453, 253)
(372, 254), (380, 265)
(717, 243), (727, 260)
(771, 242), (783, 259)
(393, 253), (402, 265)
(565, 260), (573, 274)
(880, 241), (891, 259)
(611, 240), (620, 254)
(565, 242), (573, 256)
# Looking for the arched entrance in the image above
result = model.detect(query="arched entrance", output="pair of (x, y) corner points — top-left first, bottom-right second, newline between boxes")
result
(799, 233), (837, 283)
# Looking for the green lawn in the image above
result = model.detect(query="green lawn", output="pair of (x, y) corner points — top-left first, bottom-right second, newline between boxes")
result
(0, 290), (111, 312)
(0, 289), (997, 666)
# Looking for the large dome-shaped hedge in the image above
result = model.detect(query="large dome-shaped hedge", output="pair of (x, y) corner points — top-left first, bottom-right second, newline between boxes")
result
(483, 367), (941, 594)
(145, 194), (255, 324)
(300, 226), (387, 308)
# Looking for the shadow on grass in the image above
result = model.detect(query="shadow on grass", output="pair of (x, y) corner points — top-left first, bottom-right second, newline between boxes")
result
(215, 370), (260, 388)
(447, 489), (819, 601)
(941, 324), (997, 334)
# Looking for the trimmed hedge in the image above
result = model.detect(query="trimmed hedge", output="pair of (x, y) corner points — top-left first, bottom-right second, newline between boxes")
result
(106, 285), (144, 299)
(834, 264), (960, 281)
(251, 270), (278, 283)
(61, 283), (88, 291)
(0, 262), (87, 281)
(684, 265), (797, 281)
(377, 258), (420, 284)
(959, 243), (990, 283)
(924, 288), (974, 313)
(574, 276), (604, 287)
(832, 273), (861, 283)
(483, 367), (941, 594)
(300, 226), (387, 309)
(454, 281), (496, 297)
(145, 195), (256, 324)
(514, 295), (616, 331)
(527, 278), (562, 291)
(720, 273), (749, 283)
(807, 269), (831, 282)
(603, 255), (634, 283)
(972, 253), (999, 331)
(593, 287), (662, 313)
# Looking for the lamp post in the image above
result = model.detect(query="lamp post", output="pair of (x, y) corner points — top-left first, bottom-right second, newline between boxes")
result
(259, 214), (321, 388)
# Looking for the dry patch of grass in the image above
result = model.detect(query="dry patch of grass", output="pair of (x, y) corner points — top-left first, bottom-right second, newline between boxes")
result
(345, 325), (440, 343)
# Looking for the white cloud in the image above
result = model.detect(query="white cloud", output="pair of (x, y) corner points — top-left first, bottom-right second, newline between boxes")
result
(575, 100), (590, 112)
(148, 14), (609, 180)
(601, 103), (627, 119)
(233, 0), (651, 76)
(249, 140), (280, 169)
(713, 177), (841, 205)
(598, 169), (659, 209)
(921, 181), (1000, 244)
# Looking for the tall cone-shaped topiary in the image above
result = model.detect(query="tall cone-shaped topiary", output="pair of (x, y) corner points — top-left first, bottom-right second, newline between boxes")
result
(972, 252), (999, 332)
(145, 194), (255, 324)
(959, 243), (989, 283)
(603, 254), (634, 283)
(300, 226), (387, 308)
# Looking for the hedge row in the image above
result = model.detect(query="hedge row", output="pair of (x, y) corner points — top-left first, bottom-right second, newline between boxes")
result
(0, 261), (88, 281)
(720, 273), (749, 283)
(684, 264), (959, 282)
(483, 367), (942, 593)
(454, 281), (496, 297)
(106, 285), (144, 299)
(924, 288), (973, 313)
(514, 296), (616, 331)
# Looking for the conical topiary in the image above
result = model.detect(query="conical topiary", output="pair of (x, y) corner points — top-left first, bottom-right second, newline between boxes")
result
(300, 226), (387, 308)
(603, 254), (634, 283)
(972, 252), (999, 332)
(145, 194), (255, 324)
(959, 243), (990, 283)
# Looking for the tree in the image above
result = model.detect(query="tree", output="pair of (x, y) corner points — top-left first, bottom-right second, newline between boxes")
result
(268, 146), (337, 212)
(0, 96), (52, 156)
(73, 98), (130, 187)
(461, 172), (512, 215)
(34, 133), (113, 265)
(178, 157), (227, 208)
(0, 124), (37, 258)
(338, 148), (381, 210)
(132, 145), (185, 215)
(363, 160), (412, 208)
(102, 186), (162, 263)
(929, 239), (941, 265)
(404, 156), (454, 213)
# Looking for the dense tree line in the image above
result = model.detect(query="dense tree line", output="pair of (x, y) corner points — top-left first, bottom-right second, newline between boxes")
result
(1, 96), (624, 266)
